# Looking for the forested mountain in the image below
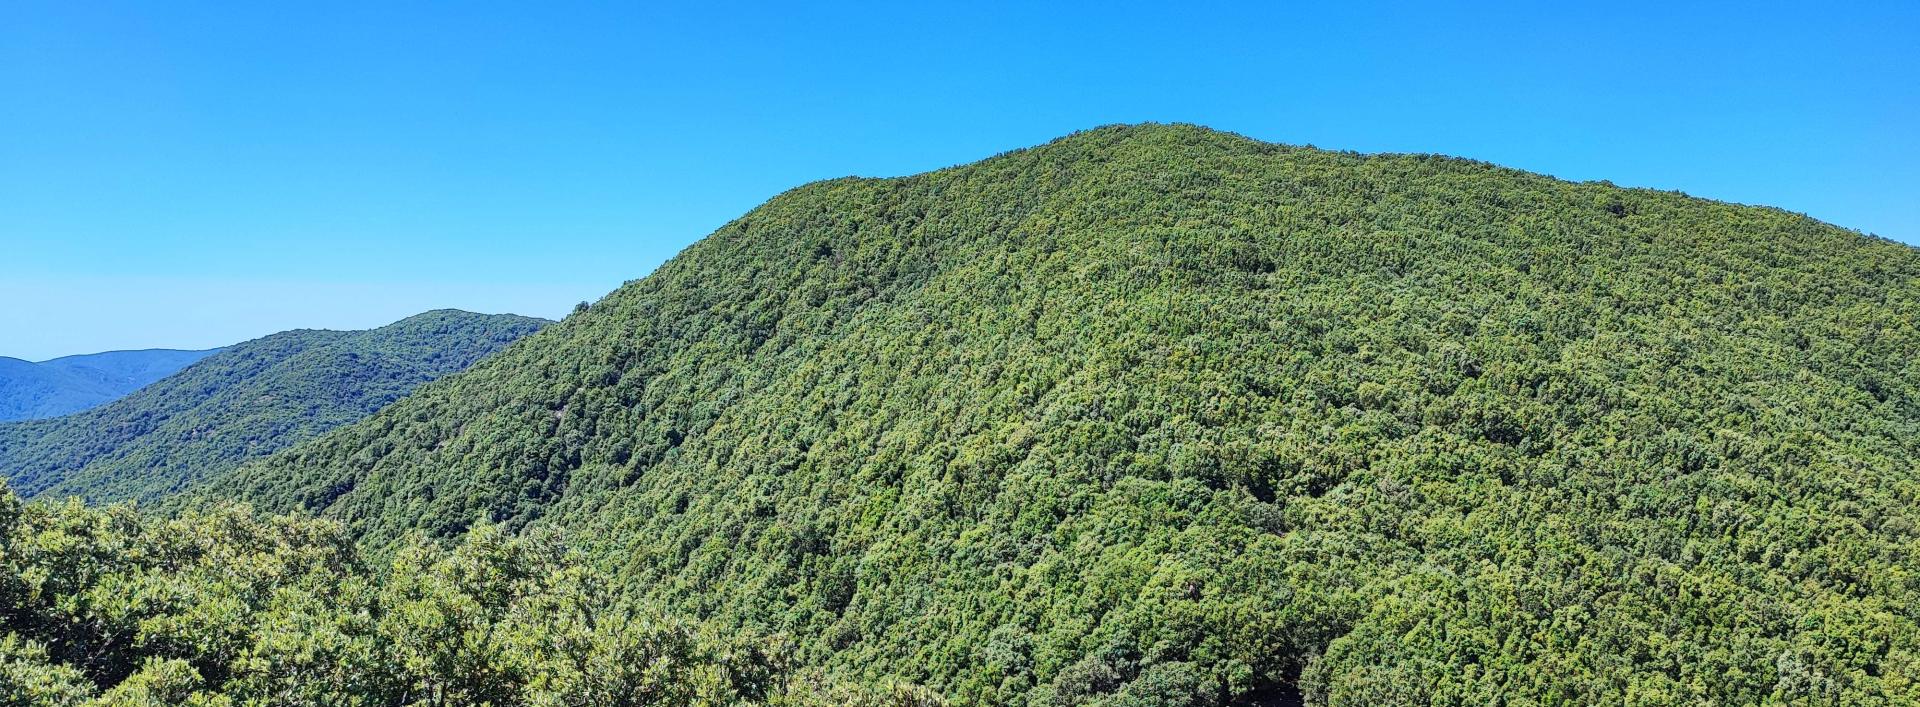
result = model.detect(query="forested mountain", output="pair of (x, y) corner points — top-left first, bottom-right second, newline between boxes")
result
(0, 349), (215, 421)
(126, 124), (1920, 704)
(0, 310), (547, 504)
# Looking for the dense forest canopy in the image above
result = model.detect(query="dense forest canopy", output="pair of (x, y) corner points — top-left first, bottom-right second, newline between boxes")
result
(0, 310), (548, 505)
(0, 485), (934, 705)
(14, 124), (1920, 705)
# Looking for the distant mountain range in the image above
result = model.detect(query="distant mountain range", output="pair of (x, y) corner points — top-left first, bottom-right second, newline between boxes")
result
(0, 348), (218, 421)
(0, 309), (548, 503)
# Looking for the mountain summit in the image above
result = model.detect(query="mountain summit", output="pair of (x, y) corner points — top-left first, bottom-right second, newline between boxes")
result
(213, 125), (1919, 704)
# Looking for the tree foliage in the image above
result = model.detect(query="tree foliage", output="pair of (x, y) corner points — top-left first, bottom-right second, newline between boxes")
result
(171, 124), (1920, 704)
(0, 485), (936, 705)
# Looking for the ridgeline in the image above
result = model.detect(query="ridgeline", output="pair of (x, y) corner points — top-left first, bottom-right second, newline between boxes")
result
(11, 125), (1919, 705)
(0, 310), (548, 504)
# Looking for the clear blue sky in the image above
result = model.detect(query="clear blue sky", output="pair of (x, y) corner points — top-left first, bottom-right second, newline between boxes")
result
(3, 1), (1915, 360)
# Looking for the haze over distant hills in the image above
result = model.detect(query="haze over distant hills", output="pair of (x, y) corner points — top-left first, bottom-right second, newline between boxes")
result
(0, 309), (548, 504)
(0, 348), (217, 421)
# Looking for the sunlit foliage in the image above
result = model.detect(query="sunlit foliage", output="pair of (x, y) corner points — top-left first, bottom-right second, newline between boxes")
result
(185, 125), (1920, 704)
(0, 487), (942, 705)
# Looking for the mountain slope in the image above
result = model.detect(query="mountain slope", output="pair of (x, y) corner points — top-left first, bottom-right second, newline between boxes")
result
(38, 348), (221, 393)
(215, 125), (1920, 705)
(0, 357), (115, 421)
(0, 310), (548, 504)
(0, 348), (215, 421)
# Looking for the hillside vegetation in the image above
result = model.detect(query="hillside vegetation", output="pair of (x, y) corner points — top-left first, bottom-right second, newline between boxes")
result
(0, 485), (932, 705)
(0, 310), (547, 504)
(180, 124), (1920, 705)
(0, 349), (214, 422)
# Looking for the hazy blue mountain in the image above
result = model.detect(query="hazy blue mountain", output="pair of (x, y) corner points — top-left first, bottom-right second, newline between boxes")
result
(0, 309), (548, 503)
(0, 348), (217, 421)
(39, 348), (221, 392)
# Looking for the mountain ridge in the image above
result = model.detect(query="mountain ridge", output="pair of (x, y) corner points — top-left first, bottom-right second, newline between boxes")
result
(0, 309), (549, 504)
(0, 348), (218, 421)
(198, 124), (1918, 704)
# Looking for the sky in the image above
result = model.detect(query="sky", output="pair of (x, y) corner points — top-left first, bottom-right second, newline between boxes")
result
(2, 1), (1915, 360)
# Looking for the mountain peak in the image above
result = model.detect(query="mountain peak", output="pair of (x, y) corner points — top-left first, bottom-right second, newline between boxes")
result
(193, 128), (1920, 704)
